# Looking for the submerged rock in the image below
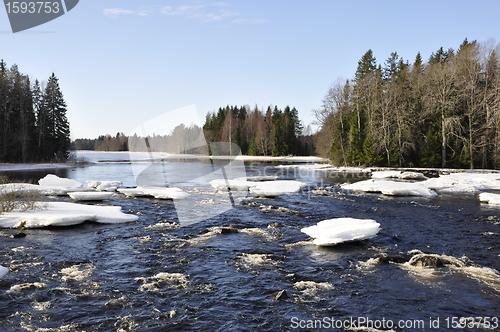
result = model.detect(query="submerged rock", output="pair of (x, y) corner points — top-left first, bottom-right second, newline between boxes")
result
(376, 254), (410, 264)
(407, 253), (465, 268)
(409, 255), (445, 268)
(219, 226), (239, 234)
(272, 289), (289, 301)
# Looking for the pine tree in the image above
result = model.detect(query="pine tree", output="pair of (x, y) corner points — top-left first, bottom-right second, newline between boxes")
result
(39, 73), (70, 161)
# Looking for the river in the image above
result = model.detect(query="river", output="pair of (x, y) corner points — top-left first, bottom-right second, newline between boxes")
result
(0, 151), (499, 331)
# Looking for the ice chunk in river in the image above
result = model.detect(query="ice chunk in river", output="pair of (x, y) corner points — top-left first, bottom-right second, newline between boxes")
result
(249, 180), (307, 197)
(209, 179), (257, 191)
(210, 178), (306, 197)
(38, 174), (82, 188)
(0, 265), (8, 278)
(0, 202), (138, 228)
(68, 192), (114, 201)
(423, 173), (500, 194)
(86, 181), (123, 192)
(301, 218), (381, 246)
(478, 192), (500, 205)
(117, 186), (189, 200)
(342, 179), (437, 197)
(371, 170), (428, 180)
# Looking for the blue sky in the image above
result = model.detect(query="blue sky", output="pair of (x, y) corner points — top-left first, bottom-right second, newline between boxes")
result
(1, 0), (500, 139)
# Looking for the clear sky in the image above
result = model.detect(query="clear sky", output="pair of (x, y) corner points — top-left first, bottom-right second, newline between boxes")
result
(1, 0), (500, 139)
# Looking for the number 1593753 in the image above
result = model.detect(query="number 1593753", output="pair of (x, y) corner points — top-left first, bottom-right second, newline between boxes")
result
(5, 2), (60, 14)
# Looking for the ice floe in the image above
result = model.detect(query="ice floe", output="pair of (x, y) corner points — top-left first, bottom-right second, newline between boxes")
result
(371, 170), (428, 180)
(68, 192), (114, 201)
(86, 180), (123, 192)
(342, 179), (437, 197)
(249, 180), (307, 197)
(423, 172), (500, 194)
(117, 186), (189, 199)
(209, 179), (256, 191)
(301, 217), (381, 246)
(277, 163), (371, 173)
(0, 202), (138, 228)
(210, 178), (306, 197)
(479, 192), (500, 205)
(38, 174), (82, 188)
(0, 265), (8, 278)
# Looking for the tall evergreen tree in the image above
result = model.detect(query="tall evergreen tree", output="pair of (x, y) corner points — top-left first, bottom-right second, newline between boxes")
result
(39, 73), (70, 161)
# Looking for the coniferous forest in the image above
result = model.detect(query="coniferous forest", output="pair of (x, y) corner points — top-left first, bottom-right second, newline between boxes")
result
(0, 60), (70, 163)
(315, 39), (500, 169)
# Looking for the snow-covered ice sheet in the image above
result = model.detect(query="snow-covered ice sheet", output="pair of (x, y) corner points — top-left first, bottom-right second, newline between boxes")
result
(478, 192), (500, 205)
(0, 265), (8, 278)
(86, 181), (123, 192)
(301, 218), (381, 246)
(371, 171), (427, 180)
(342, 179), (437, 197)
(423, 173), (500, 194)
(210, 178), (306, 197)
(118, 186), (189, 200)
(0, 202), (138, 228)
(68, 192), (114, 201)
(249, 180), (307, 197)
(209, 179), (257, 191)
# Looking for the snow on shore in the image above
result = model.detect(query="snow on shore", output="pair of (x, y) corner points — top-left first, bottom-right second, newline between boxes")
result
(301, 218), (380, 246)
(0, 202), (138, 228)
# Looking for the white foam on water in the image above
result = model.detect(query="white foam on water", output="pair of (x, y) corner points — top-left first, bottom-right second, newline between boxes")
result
(240, 228), (273, 240)
(59, 263), (95, 282)
(145, 222), (180, 230)
(32, 301), (52, 311)
(293, 280), (333, 297)
(135, 272), (189, 291)
(238, 253), (272, 265)
(7, 282), (47, 296)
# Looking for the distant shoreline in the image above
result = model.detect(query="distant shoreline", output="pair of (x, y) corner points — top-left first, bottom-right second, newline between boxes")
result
(0, 163), (72, 172)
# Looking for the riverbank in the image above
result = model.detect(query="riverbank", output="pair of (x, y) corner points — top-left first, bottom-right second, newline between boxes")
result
(0, 163), (72, 172)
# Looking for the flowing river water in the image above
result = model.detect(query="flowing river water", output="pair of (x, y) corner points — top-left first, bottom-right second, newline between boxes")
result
(1, 152), (500, 331)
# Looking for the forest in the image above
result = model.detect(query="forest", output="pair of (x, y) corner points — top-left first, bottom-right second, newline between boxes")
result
(0, 60), (70, 163)
(73, 105), (315, 156)
(315, 39), (500, 169)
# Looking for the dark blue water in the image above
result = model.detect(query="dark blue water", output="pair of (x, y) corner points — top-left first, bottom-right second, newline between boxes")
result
(1, 153), (499, 331)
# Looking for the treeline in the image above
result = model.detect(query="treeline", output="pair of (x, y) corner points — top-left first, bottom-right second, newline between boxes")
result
(315, 38), (500, 169)
(72, 133), (128, 151)
(203, 105), (314, 156)
(0, 60), (70, 163)
(76, 105), (315, 156)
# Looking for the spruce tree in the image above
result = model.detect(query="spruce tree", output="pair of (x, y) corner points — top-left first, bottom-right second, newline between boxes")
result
(40, 73), (70, 161)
